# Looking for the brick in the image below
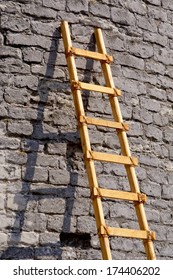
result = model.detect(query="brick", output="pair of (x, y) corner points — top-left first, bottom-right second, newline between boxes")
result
(0, 233), (7, 247)
(140, 155), (159, 167)
(147, 169), (166, 184)
(22, 213), (47, 232)
(20, 232), (39, 245)
(146, 60), (165, 74)
(1, 14), (30, 32)
(0, 215), (13, 230)
(31, 21), (58, 37)
(148, 87), (167, 101)
(140, 97), (161, 112)
(116, 52), (144, 70)
(23, 48), (43, 63)
(22, 5), (57, 19)
(8, 120), (33, 136)
(145, 125), (163, 141)
(38, 198), (66, 214)
(0, 46), (22, 59)
(7, 194), (28, 211)
(159, 22), (173, 39)
(136, 15), (157, 32)
(47, 143), (67, 155)
(14, 75), (38, 90)
(144, 31), (167, 46)
(0, 193), (5, 210)
(68, 198), (90, 216)
(111, 7), (135, 25)
(146, 0), (161, 5)
(127, 40), (154, 58)
(133, 108), (153, 124)
(22, 167), (48, 182)
(162, 185), (173, 199)
(39, 233), (60, 245)
(48, 215), (76, 233)
(127, 122), (143, 137)
(0, 165), (21, 180)
(4, 88), (29, 104)
(77, 216), (97, 234)
(42, 0), (66, 10)
(89, 2), (110, 18)
(154, 47), (173, 65)
(0, 137), (20, 149)
(126, 0), (147, 15)
(66, 0), (88, 13)
(110, 203), (135, 220)
(163, 127), (173, 143)
(8, 106), (38, 120)
(49, 169), (70, 185)
(162, 0), (173, 10)
(148, 6), (167, 21)
(5, 151), (27, 165)
(153, 113), (168, 126)
(111, 237), (133, 251)
(0, 58), (30, 74)
(7, 34), (55, 51)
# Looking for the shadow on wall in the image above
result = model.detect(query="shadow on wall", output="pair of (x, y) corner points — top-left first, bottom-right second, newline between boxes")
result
(1, 26), (95, 259)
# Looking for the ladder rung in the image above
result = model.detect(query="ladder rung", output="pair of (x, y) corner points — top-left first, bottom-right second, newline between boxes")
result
(71, 80), (121, 96)
(92, 187), (147, 203)
(86, 151), (138, 166)
(66, 47), (113, 63)
(79, 116), (129, 131)
(100, 226), (156, 240)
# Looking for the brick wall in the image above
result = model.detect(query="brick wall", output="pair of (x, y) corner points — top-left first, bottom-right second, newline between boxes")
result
(0, 0), (173, 259)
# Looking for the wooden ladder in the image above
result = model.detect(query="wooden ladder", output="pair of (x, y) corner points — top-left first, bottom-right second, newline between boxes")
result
(61, 21), (156, 260)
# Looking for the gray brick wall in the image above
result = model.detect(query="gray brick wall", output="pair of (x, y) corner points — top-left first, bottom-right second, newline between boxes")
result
(0, 0), (172, 259)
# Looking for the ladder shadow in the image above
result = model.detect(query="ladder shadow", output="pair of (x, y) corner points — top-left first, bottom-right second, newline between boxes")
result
(1, 27), (95, 260)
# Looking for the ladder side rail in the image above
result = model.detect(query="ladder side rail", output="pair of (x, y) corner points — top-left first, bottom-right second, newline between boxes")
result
(61, 21), (112, 260)
(94, 28), (156, 260)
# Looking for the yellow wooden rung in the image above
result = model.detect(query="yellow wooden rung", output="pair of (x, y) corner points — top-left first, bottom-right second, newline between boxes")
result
(65, 46), (113, 63)
(86, 150), (138, 166)
(79, 116), (129, 131)
(100, 226), (156, 240)
(71, 80), (121, 97)
(91, 187), (147, 203)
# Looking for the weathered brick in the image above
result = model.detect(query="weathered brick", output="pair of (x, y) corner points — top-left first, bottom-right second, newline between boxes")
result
(38, 198), (66, 214)
(111, 237), (133, 251)
(1, 14), (30, 32)
(8, 120), (33, 136)
(39, 232), (60, 245)
(89, 2), (110, 18)
(4, 88), (29, 104)
(14, 75), (38, 90)
(145, 125), (163, 141)
(22, 5), (57, 19)
(163, 127), (173, 143)
(49, 169), (70, 185)
(47, 143), (67, 155)
(20, 232), (39, 245)
(111, 7), (136, 25)
(0, 46), (22, 59)
(7, 194), (28, 211)
(7, 34), (55, 51)
(140, 97), (161, 112)
(116, 52), (144, 70)
(146, 0), (161, 5)
(42, 0), (66, 10)
(133, 108), (153, 124)
(136, 14), (157, 32)
(48, 215), (76, 233)
(22, 167), (48, 182)
(67, 0), (88, 13)
(0, 137), (20, 150)
(77, 216), (97, 234)
(0, 233), (7, 247)
(22, 213), (47, 232)
(5, 151), (27, 165)
(68, 198), (90, 216)
(0, 193), (5, 210)
(23, 48), (43, 63)
(162, 0), (173, 10)
(126, 0), (147, 15)
(0, 165), (21, 180)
